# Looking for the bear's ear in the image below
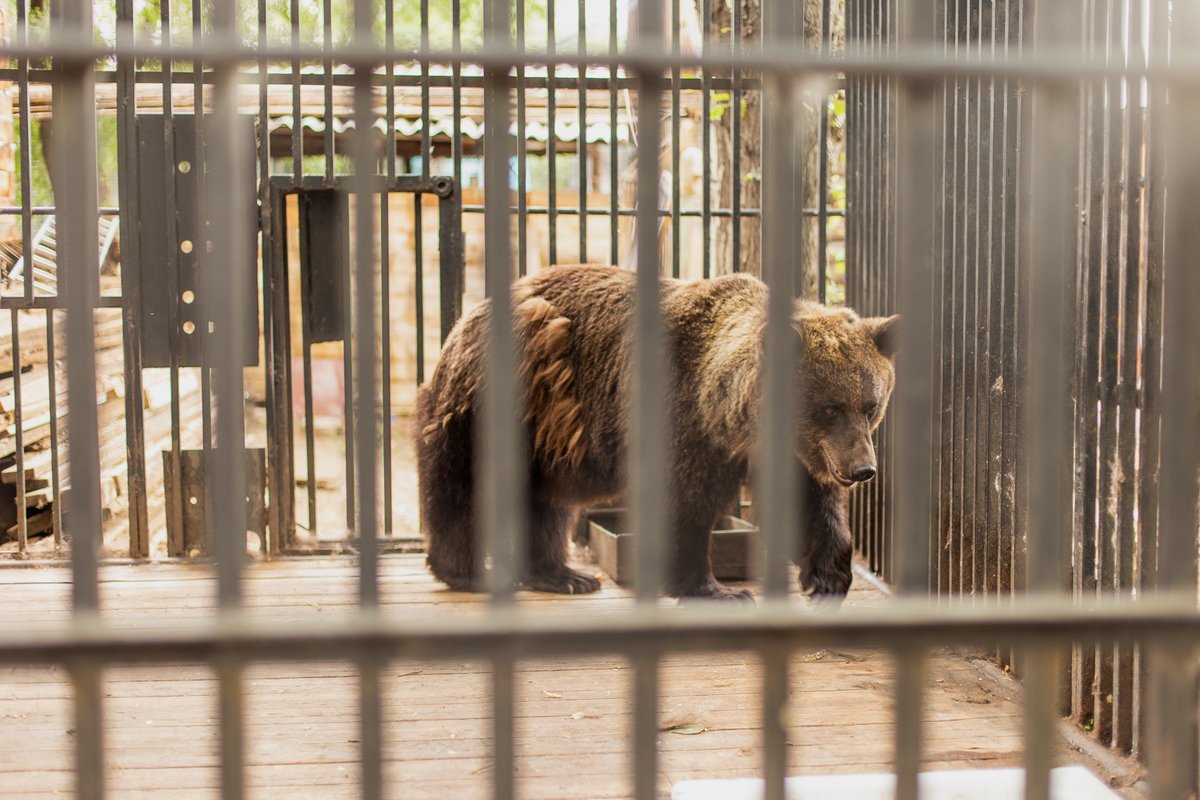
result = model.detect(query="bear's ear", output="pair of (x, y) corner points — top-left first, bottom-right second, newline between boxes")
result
(863, 314), (900, 359)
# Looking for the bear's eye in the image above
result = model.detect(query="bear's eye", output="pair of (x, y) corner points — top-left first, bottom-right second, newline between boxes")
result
(821, 405), (841, 420)
(864, 403), (878, 418)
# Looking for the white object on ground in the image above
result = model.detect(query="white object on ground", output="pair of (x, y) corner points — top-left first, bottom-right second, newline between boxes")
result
(671, 765), (1120, 800)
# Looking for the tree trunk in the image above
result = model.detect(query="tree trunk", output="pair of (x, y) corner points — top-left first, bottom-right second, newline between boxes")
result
(711, 0), (829, 299)
(711, 0), (761, 276)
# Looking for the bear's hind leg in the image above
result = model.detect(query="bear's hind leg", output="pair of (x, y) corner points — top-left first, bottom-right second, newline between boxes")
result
(424, 500), (481, 592)
(523, 503), (601, 595)
(418, 399), (482, 592)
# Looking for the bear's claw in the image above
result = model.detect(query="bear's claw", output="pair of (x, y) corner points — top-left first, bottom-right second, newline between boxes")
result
(523, 568), (603, 595)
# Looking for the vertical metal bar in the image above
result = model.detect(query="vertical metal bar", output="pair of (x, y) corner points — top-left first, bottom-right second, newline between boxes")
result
(731, 0), (741, 273)
(894, 647), (925, 800)
(1026, 0), (1076, 593)
(894, 0), (938, 782)
(160, 0), (185, 562)
(609, 0), (619, 266)
(56, 0), (104, 795)
(492, 655), (517, 800)
(758, 15), (801, 606)
(1132, 0), (1171, 758)
(670, 0), (681, 278)
(633, 0), (666, 797)
(323, 0), (335, 178)
(482, 3), (520, 797)
(816, 0), (831, 302)
(194, 0), (214, 528)
(998, 0), (1021, 606)
(212, 656), (244, 800)
(969, 0), (985, 599)
(10, 309), (26, 553)
(1094, 0), (1121, 742)
(207, 0), (250, 612)
(481, 0), (522, 606)
(517, 0), (529, 276)
(208, 0), (253, 789)
(291, 0), (301, 177)
(415, 196), (426, 383)
(267, 187), (297, 550)
(948, 0), (963, 595)
(1024, 648), (1060, 800)
(58, 0), (102, 619)
(934, 0), (953, 594)
(253, 0), (272, 556)
(761, 648), (789, 800)
(1137, 0), (1167, 644)
(1113, 0), (1143, 752)
(452, 0), (462, 192)
(381, 0), (395, 536)
(420, 0), (431, 182)
(699, 0), (711, 278)
(758, 0), (803, 788)
(632, 0), (667, 610)
(1073, 0), (1102, 731)
(548, 0), (558, 266)
(114, 0), (148, 557)
(47, 309), (63, 544)
(1147, 0), (1200, 794)
(15, 0), (32, 308)
(930, 0), (947, 593)
(896, 0), (936, 598)
(70, 661), (105, 800)
(351, 3), (382, 798)
(866, 0), (880, 572)
(352, 31), (380, 611)
(954, 0), (972, 596)
(579, 0), (588, 264)
(299, 198), (319, 535)
(979, 0), (997, 603)
(1024, 0), (1079, 795)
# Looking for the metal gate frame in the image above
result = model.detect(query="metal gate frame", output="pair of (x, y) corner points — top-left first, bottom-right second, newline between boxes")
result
(263, 175), (464, 553)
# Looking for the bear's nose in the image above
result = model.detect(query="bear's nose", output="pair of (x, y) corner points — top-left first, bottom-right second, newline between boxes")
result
(850, 464), (877, 483)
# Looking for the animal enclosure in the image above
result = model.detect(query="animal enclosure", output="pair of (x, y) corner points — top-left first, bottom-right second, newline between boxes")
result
(1, 0), (1199, 798)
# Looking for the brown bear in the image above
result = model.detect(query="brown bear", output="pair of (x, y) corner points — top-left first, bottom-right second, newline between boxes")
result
(416, 264), (898, 600)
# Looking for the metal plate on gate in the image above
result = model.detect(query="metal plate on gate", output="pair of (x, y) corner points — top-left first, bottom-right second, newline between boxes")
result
(300, 190), (349, 344)
(162, 448), (267, 557)
(135, 114), (260, 369)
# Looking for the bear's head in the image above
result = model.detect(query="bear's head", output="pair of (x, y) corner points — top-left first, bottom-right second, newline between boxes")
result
(793, 308), (899, 488)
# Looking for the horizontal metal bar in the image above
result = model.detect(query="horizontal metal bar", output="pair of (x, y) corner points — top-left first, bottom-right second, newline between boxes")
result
(3, 36), (1196, 85)
(459, 205), (843, 219)
(0, 207), (120, 215)
(1, 66), (775, 93)
(6, 597), (1200, 666)
(0, 296), (124, 309)
(268, 175), (454, 195)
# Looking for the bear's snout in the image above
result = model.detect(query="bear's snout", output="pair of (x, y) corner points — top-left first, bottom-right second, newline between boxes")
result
(848, 463), (877, 483)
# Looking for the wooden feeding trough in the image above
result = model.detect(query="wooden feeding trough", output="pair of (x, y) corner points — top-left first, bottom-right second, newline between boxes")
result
(585, 508), (758, 585)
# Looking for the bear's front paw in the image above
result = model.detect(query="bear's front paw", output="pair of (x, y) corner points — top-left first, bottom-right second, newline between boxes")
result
(673, 580), (756, 604)
(799, 564), (852, 599)
(806, 590), (847, 608)
(523, 568), (603, 595)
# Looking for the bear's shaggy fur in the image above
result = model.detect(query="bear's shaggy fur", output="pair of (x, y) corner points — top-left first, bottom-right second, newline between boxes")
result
(417, 264), (898, 599)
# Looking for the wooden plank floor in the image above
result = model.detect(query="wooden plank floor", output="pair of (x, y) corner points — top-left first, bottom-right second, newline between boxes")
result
(0, 555), (1120, 799)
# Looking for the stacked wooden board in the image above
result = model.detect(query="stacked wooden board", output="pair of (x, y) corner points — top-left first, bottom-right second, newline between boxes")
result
(0, 303), (202, 548)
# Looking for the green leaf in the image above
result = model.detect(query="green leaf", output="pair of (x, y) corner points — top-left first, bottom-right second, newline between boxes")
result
(666, 723), (706, 735)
